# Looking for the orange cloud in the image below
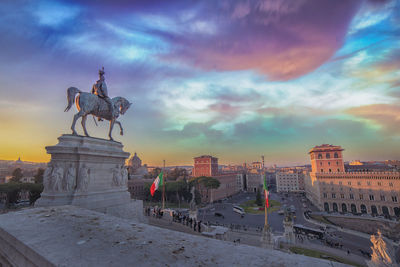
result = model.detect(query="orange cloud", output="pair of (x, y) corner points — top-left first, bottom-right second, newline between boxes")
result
(347, 104), (400, 134)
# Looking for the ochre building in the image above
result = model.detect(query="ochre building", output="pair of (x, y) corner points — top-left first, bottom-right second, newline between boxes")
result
(305, 144), (400, 217)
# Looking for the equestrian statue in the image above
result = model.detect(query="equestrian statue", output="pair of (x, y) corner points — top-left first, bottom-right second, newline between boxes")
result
(64, 67), (132, 141)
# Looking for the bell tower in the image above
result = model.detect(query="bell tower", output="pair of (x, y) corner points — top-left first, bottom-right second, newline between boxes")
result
(309, 144), (344, 173)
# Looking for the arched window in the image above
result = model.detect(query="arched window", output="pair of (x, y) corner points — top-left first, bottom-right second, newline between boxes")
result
(394, 207), (400, 217)
(351, 204), (357, 214)
(360, 204), (367, 214)
(326, 153), (331, 159)
(341, 203), (347, 213)
(324, 202), (329, 212)
(382, 206), (389, 216)
(318, 154), (322, 159)
(333, 203), (338, 212)
(371, 205), (377, 215)
(334, 152), (339, 158)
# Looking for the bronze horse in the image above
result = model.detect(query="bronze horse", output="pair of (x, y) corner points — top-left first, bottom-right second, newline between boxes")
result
(64, 87), (132, 141)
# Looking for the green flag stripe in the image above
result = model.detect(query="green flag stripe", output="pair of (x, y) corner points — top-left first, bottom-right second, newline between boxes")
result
(159, 171), (163, 186)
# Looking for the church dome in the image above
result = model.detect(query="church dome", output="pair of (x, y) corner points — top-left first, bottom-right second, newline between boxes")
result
(128, 152), (142, 170)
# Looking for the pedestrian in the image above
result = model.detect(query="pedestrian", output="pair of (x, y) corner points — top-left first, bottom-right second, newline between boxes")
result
(198, 220), (202, 232)
(347, 250), (350, 255)
(193, 221), (197, 231)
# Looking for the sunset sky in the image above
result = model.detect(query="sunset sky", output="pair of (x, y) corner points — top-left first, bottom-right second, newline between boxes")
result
(0, 0), (399, 166)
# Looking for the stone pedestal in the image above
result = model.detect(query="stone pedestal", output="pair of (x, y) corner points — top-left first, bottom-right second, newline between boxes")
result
(35, 134), (143, 221)
(283, 219), (295, 244)
(261, 226), (274, 249)
(189, 209), (198, 221)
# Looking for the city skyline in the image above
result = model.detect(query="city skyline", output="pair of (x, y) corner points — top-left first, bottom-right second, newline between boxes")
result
(1, 0), (400, 165)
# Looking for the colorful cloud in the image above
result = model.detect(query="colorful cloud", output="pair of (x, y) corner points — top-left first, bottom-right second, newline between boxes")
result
(0, 0), (399, 165)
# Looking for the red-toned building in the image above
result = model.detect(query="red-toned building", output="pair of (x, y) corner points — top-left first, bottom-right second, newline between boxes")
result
(309, 144), (345, 173)
(193, 155), (218, 177)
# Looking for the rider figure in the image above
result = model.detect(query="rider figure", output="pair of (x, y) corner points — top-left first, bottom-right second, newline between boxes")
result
(91, 67), (114, 120)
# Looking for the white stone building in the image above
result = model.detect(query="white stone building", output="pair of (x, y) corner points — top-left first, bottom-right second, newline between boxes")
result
(276, 171), (302, 193)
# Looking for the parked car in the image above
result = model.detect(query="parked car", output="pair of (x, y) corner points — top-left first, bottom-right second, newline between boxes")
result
(214, 212), (224, 218)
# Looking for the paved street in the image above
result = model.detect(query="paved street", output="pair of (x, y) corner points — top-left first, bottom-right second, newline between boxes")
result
(200, 191), (374, 260)
(199, 191), (285, 232)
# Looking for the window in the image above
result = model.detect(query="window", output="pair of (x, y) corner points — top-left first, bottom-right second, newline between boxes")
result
(334, 152), (339, 158)
(323, 193), (327, 198)
(392, 196), (398, 202)
(389, 182), (394, 187)
(377, 182), (382, 186)
(340, 194), (344, 199)
(380, 195), (385, 201)
(359, 194), (363, 200)
(337, 169), (340, 172)
(357, 182), (361, 186)
(328, 162), (331, 166)
(369, 195), (374, 201)
(339, 181), (342, 185)
(318, 154), (322, 159)
(348, 181), (351, 186)
(332, 193), (336, 199)
(336, 161), (339, 165)
(329, 169), (332, 173)
(321, 169), (324, 173)
(326, 153), (331, 159)
(367, 182), (371, 186)
(349, 194), (354, 199)
(320, 162), (322, 166)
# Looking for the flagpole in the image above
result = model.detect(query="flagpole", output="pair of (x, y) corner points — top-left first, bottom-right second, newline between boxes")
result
(162, 159), (166, 209)
(265, 200), (268, 227)
(264, 173), (268, 228)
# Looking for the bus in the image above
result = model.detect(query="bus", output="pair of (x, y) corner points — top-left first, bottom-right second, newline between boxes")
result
(233, 206), (245, 216)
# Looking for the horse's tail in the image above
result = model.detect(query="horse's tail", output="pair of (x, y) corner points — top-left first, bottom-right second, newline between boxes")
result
(64, 87), (81, 112)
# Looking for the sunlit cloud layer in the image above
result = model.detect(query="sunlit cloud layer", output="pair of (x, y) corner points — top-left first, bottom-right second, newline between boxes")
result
(0, 0), (399, 166)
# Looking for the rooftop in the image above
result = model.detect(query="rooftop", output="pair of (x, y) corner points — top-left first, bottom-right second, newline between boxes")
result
(309, 144), (344, 154)
(0, 206), (349, 267)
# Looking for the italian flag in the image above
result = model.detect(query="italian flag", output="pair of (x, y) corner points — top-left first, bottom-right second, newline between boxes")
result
(263, 174), (269, 208)
(150, 171), (163, 197)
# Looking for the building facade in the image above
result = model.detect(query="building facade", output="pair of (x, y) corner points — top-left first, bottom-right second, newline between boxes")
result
(276, 171), (300, 192)
(200, 173), (241, 203)
(127, 178), (153, 200)
(192, 155), (218, 177)
(246, 173), (263, 193)
(305, 144), (400, 217)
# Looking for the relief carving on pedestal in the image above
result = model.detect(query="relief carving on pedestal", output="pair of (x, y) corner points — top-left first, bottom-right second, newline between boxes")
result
(77, 164), (90, 192)
(112, 165), (128, 187)
(112, 165), (122, 186)
(52, 164), (64, 191)
(121, 166), (128, 187)
(65, 164), (76, 191)
(43, 163), (53, 191)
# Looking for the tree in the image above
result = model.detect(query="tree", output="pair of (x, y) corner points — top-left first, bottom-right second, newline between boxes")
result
(144, 168), (162, 179)
(10, 168), (23, 183)
(23, 183), (43, 205)
(34, 168), (45, 184)
(190, 176), (220, 204)
(255, 188), (262, 206)
(0, 183), (21, 206)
